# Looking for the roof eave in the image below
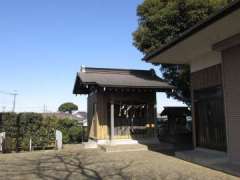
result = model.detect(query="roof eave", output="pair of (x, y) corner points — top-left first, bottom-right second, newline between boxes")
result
(144, 0), (240, 62)
(97, 84), (175, 90)
(73, 74), (96, 95)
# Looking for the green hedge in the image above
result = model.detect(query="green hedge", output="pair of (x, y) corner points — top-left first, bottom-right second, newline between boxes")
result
(0, 112), (85, 153)
(0, 113), (18, 152)
(56, 118), (85, 144)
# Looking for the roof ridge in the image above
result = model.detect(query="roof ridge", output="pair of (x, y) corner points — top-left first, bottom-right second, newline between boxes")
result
(73, 67), (174, 94)
(80, 66), (156, 75)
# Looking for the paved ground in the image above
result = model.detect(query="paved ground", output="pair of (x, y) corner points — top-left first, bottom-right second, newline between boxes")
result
(0, 144), (238, 180)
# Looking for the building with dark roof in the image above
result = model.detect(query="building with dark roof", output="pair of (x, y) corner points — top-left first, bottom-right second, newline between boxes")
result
(145, 0), (240, 164)
(160, 107), (191, 117)
(73, 66), (173, 144)
(73, 66), (173, 94)
(159, 107), (192, 144)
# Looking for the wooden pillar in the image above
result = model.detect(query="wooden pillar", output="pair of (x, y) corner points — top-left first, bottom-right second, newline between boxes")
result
(154, 95), (158, 137)
(191, 85), (197, 148)
(110, 101), (114, 140)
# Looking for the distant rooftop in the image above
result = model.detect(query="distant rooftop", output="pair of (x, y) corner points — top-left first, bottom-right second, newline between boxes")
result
(160, 106), (191, 116)
(73, 66), (174, 94)
(42, 111), (87, 122)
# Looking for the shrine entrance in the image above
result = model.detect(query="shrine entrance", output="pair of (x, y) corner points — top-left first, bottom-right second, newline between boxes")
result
(108, 101), (155, 140)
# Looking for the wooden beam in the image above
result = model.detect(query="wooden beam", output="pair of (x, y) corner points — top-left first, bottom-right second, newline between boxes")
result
(110, 101), (114, 140)
(213, 33), (240, 51)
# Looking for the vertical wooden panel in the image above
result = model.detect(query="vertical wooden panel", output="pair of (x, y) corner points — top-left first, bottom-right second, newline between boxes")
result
(194, 88), (226, 151)
(110, 102), (114, 140)
(191, 65), (226, 151)
(88, 91), (157, 140)
(191, 64), (222, 90)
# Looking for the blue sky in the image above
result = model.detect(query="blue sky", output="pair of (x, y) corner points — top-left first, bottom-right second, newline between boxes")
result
(0, 0), (185, 113)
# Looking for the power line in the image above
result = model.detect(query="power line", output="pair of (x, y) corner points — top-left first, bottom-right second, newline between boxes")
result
(0, 90), (18, 96)
(0, 90), (18, 112)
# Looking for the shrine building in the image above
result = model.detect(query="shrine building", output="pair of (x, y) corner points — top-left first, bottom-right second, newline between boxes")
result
(73, 66), (173, 144)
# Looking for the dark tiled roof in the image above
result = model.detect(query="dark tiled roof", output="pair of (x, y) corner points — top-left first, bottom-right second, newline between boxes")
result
(73, 67), (174, 94)
(160, 107), (191, 116)
(144, 0), (240, 61)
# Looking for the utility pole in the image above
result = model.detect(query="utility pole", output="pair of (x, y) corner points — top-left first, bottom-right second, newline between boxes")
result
(0, 90), (18, 112)
(12, 92), (18, 112)
(43, 104), (48, 113)
(2, 106), (6, 112)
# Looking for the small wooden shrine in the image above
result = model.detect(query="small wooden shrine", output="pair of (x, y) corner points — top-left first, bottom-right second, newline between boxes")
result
(160, 107), (191, 136)
(73, 66), (173, 143)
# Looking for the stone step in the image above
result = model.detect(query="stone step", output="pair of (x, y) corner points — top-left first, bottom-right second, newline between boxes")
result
(100, 144), (148, 153)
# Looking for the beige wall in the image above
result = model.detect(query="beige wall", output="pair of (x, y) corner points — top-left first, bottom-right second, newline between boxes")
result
(190, 51), (221, 72)
(222, 44), (240, 163)
(149, 8), (240, 64)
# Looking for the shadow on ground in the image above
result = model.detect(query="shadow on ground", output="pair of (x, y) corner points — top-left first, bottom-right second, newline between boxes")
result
(147, 142), (194, 156)
(0, 148), (203, 180)
(0, 151), (136, 180)
(36, 153), (134, 180)
(0, 144), (237, 180)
